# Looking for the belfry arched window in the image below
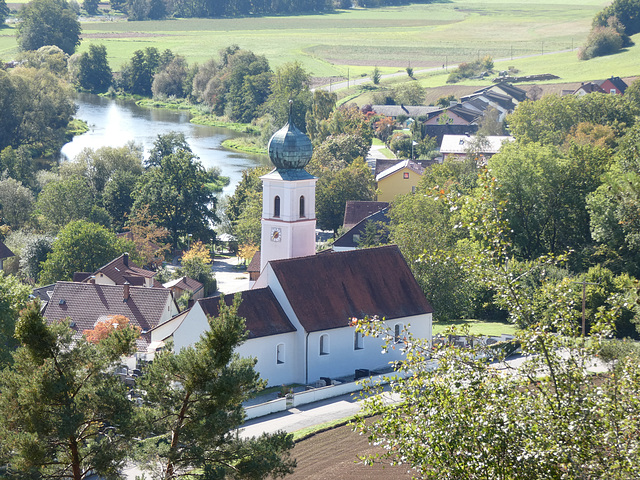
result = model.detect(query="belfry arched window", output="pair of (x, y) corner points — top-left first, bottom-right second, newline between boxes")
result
(274, 196), (280, 218)
(299, 196), (305, 218)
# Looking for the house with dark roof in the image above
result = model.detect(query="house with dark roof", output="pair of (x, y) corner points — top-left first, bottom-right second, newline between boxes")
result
(74, 253), (161, 288)
(172, 246), (432, 386)
(163, 276), (205, 301)
(334, 207), (390, 252)
(0, 240), (14, 271)
(43, 281), (180, 356)
(573, 77), (628, 96)
(342, 201), (389, 231)
(461, 82), (528, 104)
(423, 103), (482, 126)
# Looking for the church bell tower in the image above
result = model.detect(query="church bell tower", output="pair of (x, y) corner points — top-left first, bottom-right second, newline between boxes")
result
(259, 105), (317, 273)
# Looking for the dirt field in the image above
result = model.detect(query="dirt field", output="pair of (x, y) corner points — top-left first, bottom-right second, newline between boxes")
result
(287, 422), (413, 480)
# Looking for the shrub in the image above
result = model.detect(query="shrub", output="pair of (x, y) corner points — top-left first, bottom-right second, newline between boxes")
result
(578, 25), (624, 60)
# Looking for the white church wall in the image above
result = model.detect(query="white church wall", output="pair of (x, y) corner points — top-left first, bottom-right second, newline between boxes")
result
(236, 332), (298, 386)
(306, 313), (432, 384)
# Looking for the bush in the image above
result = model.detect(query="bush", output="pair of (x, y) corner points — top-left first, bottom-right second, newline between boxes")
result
(578, 26), (624, 60)
(446, 56), (494, 84)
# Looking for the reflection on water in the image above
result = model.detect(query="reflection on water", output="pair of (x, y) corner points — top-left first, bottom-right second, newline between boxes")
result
(60, 93), (269, 196)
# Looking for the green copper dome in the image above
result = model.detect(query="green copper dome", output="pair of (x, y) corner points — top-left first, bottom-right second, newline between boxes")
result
(267, 109), (313, 170)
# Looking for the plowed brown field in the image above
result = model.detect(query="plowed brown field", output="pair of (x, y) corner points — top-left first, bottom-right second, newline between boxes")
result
(287, 422), (413, 480)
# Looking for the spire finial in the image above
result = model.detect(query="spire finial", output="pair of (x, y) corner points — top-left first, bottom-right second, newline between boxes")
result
(288, 99), (293, 122)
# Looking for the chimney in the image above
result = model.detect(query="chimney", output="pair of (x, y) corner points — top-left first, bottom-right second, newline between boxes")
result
(123, 281), (130, 301)
(123, 253), (129, 267)
(187, 297), (195, 309)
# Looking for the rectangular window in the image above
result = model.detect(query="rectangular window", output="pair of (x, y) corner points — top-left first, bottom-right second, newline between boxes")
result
(276, 344), (285, 364)
(403, 172), (410, 179)
(354, 331), (363, 350)
(394, 323), (404, 343)
(320, 334), (330, 355)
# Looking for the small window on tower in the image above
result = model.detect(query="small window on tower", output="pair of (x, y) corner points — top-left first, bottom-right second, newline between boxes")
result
(299, 196), (305, 218)
(274, 196), (281, 218)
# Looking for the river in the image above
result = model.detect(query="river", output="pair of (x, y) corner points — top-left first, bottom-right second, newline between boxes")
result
(60, 93), (270, 197)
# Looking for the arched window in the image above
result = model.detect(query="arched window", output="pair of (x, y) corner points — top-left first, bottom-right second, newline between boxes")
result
(299, 196), (305, 218)
(276, 343), (285, 364)
(274, 195), (280, 218)
(319, 334), (330, 355)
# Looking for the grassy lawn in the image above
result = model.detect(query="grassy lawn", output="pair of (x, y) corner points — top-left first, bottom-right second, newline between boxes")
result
(433, 319), (517, 337)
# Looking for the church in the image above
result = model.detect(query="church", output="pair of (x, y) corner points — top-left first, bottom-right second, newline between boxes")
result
(162, 110), (433, 386)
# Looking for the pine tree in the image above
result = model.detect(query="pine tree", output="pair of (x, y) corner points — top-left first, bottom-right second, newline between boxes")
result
(0, 302), (139, 480)
(135, 294), (296, 480)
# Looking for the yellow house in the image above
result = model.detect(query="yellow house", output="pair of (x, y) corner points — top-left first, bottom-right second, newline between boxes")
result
(375, 159), (425, 202)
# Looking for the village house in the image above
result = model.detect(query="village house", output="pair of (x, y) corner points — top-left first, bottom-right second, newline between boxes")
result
(572, 77), (628, 96)
(72, 252), (161, 288)
(43, 281), (180, 364)
(375, 159), (425, 202)
(0, 240), (14, 271)
(342, 200), (389, 231)
(439, 134), (515, 163)
(333, 206), (389, 252)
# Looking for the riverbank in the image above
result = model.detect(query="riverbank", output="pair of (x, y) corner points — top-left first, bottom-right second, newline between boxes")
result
(134, 98), (266, 154)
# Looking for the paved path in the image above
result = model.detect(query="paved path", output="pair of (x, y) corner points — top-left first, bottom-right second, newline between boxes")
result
(239, 388), (400, 439)
(212, 256), (249, 294)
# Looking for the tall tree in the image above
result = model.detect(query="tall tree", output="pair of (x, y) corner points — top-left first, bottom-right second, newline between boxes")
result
(0, 67), (75, 156)
(135, 294), (296, 480)
(35, 175), (95, 230)
(264, 61), (312, 131)
(16, 0), (81, 55)
(0, 302), (139, 480)
(314, 157), (376, 232)
(0, 272), (32, 368)
(38, 220), (134, 284)
(0, 177), (34, 229)
(75, 44), (112, 93)
(133, 150), (217, 246)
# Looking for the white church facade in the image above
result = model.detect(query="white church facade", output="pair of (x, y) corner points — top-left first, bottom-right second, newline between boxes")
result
(164, 110), (433, 386)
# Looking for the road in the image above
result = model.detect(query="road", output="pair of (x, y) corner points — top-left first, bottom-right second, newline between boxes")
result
(313, 49), (576, 92)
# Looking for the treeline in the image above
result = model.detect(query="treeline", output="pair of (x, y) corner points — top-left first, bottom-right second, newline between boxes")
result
(112, 0), (435, 21)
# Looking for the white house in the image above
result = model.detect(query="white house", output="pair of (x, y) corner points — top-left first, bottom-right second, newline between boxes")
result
(166, 111), (433, 386)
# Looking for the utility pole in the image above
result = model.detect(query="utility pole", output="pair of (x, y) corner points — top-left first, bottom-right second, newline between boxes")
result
(572, 279), (599, 337)
(347, 68), (350, 89)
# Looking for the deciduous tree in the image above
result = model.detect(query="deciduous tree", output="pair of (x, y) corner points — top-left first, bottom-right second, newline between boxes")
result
(0, 272), (32, 367)
(16, 0), (82, 55)
(75, 44), (112, 93)
(39, 220), (133, 284)
(133, 150), (217, 246)
(315, 157), (376, 232)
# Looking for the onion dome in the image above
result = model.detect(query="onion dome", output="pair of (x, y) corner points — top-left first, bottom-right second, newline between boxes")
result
(267, 102), (313, 170)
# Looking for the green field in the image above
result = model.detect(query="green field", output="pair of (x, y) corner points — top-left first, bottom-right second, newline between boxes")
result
(432, 319), (517, 337)
(2, 0), (637, 87)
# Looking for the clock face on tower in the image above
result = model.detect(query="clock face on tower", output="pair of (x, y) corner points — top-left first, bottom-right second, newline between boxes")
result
(270, 227), (282, 242)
